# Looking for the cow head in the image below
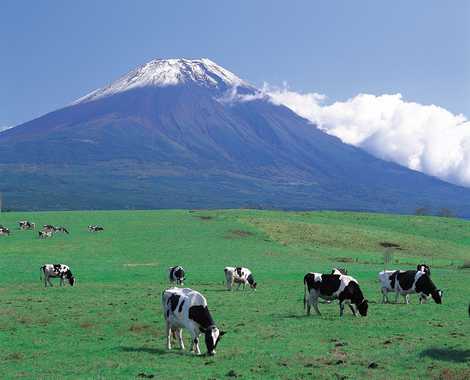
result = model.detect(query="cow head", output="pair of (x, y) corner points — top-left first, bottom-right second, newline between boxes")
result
(204, 326), (226, 355)
(357, 299), (369, 316)
(431, 289), (443, 304)
(247, 274), (257, 290)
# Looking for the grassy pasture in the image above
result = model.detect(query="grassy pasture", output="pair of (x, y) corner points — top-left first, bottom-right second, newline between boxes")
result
(0, 210), (469, 379)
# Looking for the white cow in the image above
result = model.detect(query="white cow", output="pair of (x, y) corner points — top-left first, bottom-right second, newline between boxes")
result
(224, 267), (257, 291)
(162, 287), (225, 355)
(40, 264), (75, 287)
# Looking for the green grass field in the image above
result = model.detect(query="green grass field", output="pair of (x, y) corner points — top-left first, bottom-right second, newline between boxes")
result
(0, 210), (469, 379)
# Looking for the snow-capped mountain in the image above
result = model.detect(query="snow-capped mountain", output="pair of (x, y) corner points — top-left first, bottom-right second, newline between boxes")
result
(74, 58), (251, 104)
(1, 58), (470, 214)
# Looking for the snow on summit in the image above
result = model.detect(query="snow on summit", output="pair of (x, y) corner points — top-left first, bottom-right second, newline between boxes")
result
(74, 58), (248, 104)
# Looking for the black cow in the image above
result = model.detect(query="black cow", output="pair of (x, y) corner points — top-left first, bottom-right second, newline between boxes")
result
(304, 272), (368, 317)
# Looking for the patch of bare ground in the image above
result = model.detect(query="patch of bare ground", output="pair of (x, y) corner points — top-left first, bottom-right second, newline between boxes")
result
(225, 230), (254, 239)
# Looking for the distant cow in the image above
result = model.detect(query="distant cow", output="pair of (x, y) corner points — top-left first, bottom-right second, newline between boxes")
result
(416, 264), (431, 276)
(304, 272), (368, 317)
(38, 230), (53, 239)
(42, 225), (68, 234)
(40, 264), (75, 287)
(331, 268), (348, 275)
(224, 266), (257, 290)
(88, 225), (104, 232)
(162, 287), (225, 355)
(19, 220), (35, 230)
(168, 266), (185, 285)
(42, 224), (56, 233)
(0, 226), (10, 236)
(379, 270), (442, 304)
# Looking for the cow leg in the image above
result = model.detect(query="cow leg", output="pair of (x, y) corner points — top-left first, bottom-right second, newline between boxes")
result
(166, 323), (172, 350)
(60, 277), (64, 287)
(405, 294), (410, 304)
(311, 294), (321, 316)
(177, 328), (185, 350)
(381, 288), (388, 304)
(236, 282), (241, 291)
(47, 277), (54, 287)
(348, 303), (357, 316)
(191, 334), (201, 355)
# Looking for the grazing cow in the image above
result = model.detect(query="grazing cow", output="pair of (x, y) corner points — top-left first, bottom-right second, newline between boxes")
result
(224, 266), (257, 290)
(88, 225), (104, 232)
(43, 224), (56, 232)
(379, 270), (442, 304)
(40, 264), (75, 287)
(55, 227), (69, 234)
(0, 226), (10, 236)
(417, 264), (431, 276)
(38, 230), (53, 239)
(168, 266), (185, 285)
(19, 220), (35, 230)
(304, 272), (368, 317)
(331, 268), (348, 275)
(162, 287), (225, 355)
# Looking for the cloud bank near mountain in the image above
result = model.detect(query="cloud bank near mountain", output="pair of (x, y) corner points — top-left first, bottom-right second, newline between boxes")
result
(266, 87), (470, 187)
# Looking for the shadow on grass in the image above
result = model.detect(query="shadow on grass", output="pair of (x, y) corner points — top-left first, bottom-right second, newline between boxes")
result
(420, 348), (470, 363)
(119, 346), (173, 355)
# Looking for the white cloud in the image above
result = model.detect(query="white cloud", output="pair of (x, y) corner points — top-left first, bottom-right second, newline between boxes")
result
(265, 87), (470, 187)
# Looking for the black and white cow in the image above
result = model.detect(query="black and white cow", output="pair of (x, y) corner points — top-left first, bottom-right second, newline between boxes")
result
(88, 225), (104, 232)
(304, 272), (369, 317)
(19, 220), (35, 230)
(162, 287), (225, 355)
(224, 266), (257, 290)
(378, 270), (442, 304)
(416, 264), (431, 276)
(0, 226), (10, 236)
(38, 230), (53, 239)
(40, 264), (75, 287)
(168, 266), (185, 285)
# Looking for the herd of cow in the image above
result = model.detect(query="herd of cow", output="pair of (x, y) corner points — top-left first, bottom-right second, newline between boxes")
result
(161, 264), (443, 356)
(0, 219), (456, 357)
(0, 220), (104, 238)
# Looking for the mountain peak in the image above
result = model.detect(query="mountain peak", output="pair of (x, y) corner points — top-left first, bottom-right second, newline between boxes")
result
(74, 58), (247, 104)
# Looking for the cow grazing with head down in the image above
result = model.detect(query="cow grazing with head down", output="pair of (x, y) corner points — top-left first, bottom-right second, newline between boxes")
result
(19, 220), (35, 230)
(40, 264), (75, 287)
(304, 272), (368, 317)
(88, 225), (104, 232)
(38, 230), (53, 239)
(168, 266), (185, 285)
(0, 226), (10, 236)
(379, 270), (442, 304)
(224, 266), (257, 291)
(162, 287), (226, 355)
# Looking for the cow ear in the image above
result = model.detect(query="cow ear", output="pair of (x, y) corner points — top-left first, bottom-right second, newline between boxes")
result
(220, 330), (226, 336)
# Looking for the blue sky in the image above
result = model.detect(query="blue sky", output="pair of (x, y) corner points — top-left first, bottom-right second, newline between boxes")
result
(1, 0), (469, 127)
